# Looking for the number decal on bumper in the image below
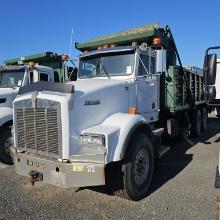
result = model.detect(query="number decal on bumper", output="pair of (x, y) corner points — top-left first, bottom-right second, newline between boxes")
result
(72, 165), (96, 173)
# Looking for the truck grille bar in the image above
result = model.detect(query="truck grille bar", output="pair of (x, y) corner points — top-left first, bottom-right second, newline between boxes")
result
(15, 107), (62, 158)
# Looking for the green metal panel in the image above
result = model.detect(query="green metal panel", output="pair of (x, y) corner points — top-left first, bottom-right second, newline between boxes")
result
(164, 66), (205, 113)
(76, 23), (177, 67)
(76, 23), (159, 51)
(4, 52), (60, 65)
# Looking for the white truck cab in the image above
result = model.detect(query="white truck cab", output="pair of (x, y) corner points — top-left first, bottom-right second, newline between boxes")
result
(11, 44), (166, 201)
(214, 59), (220, 116)
(0, 64), (55, 164)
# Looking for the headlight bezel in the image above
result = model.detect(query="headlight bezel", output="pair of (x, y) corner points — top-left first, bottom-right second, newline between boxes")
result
(81, 134), (106, 147)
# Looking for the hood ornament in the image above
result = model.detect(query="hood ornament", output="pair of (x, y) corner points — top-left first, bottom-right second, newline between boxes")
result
(31, 93), (37, 108)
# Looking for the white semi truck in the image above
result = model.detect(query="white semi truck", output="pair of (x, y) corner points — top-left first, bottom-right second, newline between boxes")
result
(211, 58), (220, 117)
(11, 24), (216, 200)
(0, 52), (76, 164)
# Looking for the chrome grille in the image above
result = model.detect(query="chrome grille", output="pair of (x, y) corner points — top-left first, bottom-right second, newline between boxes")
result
(15, 107), (62, 157)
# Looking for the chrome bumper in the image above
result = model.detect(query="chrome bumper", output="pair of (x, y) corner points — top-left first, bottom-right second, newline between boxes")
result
(10, 146), (105, 188)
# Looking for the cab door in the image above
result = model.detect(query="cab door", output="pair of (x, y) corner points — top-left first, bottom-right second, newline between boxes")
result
(136, 53), (159, 122)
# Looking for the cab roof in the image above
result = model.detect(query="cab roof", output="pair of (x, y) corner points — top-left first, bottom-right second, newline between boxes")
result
(4, 52), (62, 65)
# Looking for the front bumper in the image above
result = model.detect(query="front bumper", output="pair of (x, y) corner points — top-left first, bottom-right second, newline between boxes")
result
(11, 147), (105, 188)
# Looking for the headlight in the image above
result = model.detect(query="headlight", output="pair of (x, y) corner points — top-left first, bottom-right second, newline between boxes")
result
(81, 134), (105, 146)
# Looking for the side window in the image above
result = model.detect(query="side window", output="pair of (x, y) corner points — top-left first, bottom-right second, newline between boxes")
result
(40, 72), (49, 81)
(29, 71), (33, 84)
(138, 54), (149, 76)
(138, 54), (155, 76)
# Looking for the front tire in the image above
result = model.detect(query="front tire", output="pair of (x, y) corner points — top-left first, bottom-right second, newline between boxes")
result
(111, 133), (154, 201)
(0, 128), (13, 165)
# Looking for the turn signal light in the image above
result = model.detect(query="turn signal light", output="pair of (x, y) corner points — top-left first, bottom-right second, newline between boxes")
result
(110, 44), (116, 48)
(129, 107), (137, 115)
(132, 42), (138, 46)
(153, 37), (161, 45)
(61, 54), (69, 61)
(28, 61), (35, 67)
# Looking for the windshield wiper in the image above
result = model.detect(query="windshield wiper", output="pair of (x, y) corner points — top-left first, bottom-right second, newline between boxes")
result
(100, 58), (110, 79)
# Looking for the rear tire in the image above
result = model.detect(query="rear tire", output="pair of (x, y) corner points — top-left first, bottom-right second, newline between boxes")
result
(109, 133), (154, 201)
(0, 128), (13, 165)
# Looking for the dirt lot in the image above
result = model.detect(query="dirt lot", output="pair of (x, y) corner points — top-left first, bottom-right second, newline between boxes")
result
(0, 115), (220, 220)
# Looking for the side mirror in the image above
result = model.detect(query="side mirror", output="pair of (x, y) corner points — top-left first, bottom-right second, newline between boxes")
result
(204, 53), (217, 85)
(156, 49), (167, 74)
(18, 80), (22, 86)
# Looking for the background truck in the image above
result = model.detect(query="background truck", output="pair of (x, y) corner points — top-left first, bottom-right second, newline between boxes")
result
(203, 46), (220, 189)
(208, 57), (220, 116)
(0, 52), (77, 164)
(11, 24), (216, 201)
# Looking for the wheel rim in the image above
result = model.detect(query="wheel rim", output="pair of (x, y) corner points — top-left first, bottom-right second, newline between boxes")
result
(133, 149), (150, 186)
(3, 135), (12, 157)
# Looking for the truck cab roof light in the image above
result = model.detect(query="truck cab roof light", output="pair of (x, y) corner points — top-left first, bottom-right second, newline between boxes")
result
(140, 42), (148, 48)
(129, 107), (137, 115)
(132, 42), (138, 46)
(28, 61), (35, 67)
(153, 37), (161, 45)
(18, 60), (24, 65)
(61, 54), (69, 61)
(110, 44), (116, 48)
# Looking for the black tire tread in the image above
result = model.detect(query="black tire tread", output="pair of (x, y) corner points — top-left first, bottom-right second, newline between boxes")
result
(107, 132), (154, 201)
(0, 127), (13, 165)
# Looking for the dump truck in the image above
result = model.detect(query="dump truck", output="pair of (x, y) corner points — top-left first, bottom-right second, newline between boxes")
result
(0, 52), (77, 164)
(10, 24), (216, 201)
(208, 58), (220, 116)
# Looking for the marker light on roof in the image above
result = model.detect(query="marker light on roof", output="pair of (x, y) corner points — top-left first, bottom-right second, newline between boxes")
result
(153, 37), (161, 45)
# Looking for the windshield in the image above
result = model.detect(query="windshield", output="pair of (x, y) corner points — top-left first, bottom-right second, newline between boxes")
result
(78, 51), (135, 79)
(0, 71), (25, 88)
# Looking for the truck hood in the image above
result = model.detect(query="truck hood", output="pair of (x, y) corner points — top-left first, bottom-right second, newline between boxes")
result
(71, 78), (128, 95)
(67, 78), (130, 155)
(70, 79), (130, 116)
(0, 87), (19, 107)
(13, 79), (131, 157)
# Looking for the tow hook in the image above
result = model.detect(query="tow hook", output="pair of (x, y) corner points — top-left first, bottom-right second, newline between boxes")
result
(29, 170), (43, 186)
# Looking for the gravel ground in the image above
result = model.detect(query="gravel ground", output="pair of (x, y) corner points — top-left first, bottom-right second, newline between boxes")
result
(0, 115), (220, 220)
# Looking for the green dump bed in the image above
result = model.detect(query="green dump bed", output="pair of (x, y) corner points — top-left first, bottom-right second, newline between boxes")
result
(4, 52), (65, 82)
(163, 66), (205, 113)
(75, 23), (168, 52)
(76, 23), (205, 113)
